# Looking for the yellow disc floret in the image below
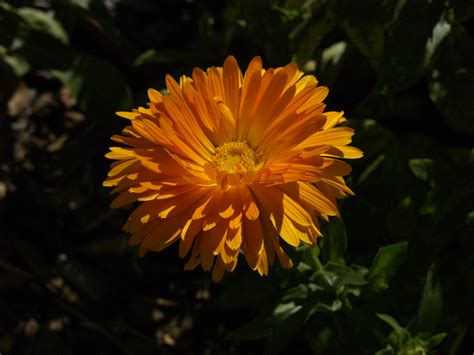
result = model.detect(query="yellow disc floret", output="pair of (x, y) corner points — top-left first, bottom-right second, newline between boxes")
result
(212, 141), (258, 176)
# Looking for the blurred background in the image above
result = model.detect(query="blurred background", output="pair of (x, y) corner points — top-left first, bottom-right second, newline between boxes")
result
(0, 0), (473, 354)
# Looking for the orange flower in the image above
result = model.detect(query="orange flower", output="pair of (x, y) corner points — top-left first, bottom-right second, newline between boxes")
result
(104, 56), (362, 281)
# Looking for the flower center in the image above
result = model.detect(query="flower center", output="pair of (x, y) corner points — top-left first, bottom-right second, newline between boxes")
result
(212, 141), (257, 175)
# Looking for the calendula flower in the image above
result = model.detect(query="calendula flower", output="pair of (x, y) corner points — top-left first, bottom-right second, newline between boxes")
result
(104, 56), (362, 281)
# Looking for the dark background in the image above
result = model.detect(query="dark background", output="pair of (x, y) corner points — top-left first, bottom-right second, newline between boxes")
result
(0, 0), (473, 354)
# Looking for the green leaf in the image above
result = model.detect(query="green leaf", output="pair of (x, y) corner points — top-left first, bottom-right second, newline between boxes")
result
(367, 241), (408, 291)
(374, 348), (394, 355)
(308, 298), (342, 316)
(52, 55), (132, 118)
(323, 262), (367, 289)
(237, 0), (295, 64)
(65, 0), (94, 10)
(57, 0), (120, 45)
(333, 0), (390, 59)
(273, 301), (302, 319)
(17, 7), (69, 44)
(376, 0), (445, 92)
(0, 3), (21, 48)
(429, 67), (474, 133)
(466, 210), (474, 225)
(309, 326), (335, 355)
(424, 17), (451, 67)
(409, 265), (443, 334)
(226, 314), (273, 341)
(290, 1), (335, 66)
(428, 25), (474, 133)
(299, 243), (322, 271)
(2, 53), (30, 76)
(133, 49), (211, 67)
(266, 306), (308, 354)
(426, 333), (447, 347)
(401, 332), (447, 354)
(227, 288), (340, 352)
(281, 283), (318, 303)
(13, 25), (76, 69)
(351, 119), (392, 161)
(320, 218), (347, 265)
(4, 14), (130, 118)
(377, 313), (410, 346)
(316, 40), (347, 86)
(409, 159), (434, 183)
(311, 262), (367, 292)
(226, 301), (306, 344)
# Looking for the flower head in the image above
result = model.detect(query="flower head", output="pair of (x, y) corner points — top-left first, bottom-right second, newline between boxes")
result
(104, 56), (362, 281)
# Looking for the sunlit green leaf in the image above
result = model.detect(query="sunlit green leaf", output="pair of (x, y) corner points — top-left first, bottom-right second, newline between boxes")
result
(424, 18), (451, 66)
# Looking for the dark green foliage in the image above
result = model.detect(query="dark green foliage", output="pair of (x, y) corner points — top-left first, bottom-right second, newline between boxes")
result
(0, 0), (473, 354)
